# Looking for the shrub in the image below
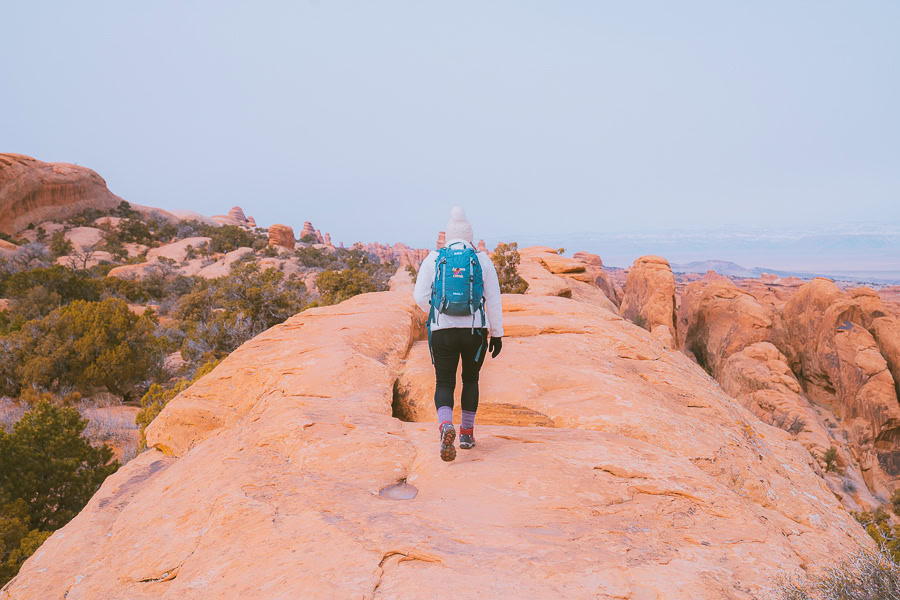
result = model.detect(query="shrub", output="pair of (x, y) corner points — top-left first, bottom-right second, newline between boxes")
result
(315, 268), (376, 306)
(491, 242), (528, 294)
(2, 264), (100, 305)
(406, 264), (418, 279)
(0, 400), (118, 584)
(207, 225), (260, 253)
(300, 234), (318, 244)
(0, 232), (23, 246)
(824, 447), (839, 473)
(113, 200), (139, 219)
(0, 499), (52, 586)
(854, 507), (900, 561)
(5, 298), (165, 399)
(773, 548), (900, 599)
(892, 489), (900, 517)
(633, 314), (648, 330)
(48, 230), (74, 259)
(174, 262), (307, 364)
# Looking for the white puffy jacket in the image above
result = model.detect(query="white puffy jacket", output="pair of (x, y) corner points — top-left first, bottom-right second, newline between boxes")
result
(413, 239), (504, 337)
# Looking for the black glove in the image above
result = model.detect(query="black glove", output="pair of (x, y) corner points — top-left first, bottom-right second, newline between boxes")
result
(489, 337), (502, 358)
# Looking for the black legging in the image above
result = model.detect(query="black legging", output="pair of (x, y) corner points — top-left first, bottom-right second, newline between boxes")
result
(432, 328), (488, 412)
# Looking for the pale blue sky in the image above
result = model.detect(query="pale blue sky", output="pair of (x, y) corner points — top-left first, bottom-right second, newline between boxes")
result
(2, 1), (898, 251)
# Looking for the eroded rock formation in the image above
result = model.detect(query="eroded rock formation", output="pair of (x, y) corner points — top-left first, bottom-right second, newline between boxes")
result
(0, 153), (123, 235)
(267, 224), (296, 249)
(678, 280), (784, 377)
(620, 255), (677, 346)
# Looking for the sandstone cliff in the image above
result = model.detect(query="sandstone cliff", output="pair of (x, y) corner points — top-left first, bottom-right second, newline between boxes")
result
(0, 153), (124, 235)
(5, 266), (872, 598)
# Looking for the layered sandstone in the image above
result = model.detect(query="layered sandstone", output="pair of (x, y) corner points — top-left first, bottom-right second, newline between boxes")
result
(518, 246), (619, 310)
(6, 269), (872, 599)
(267, 224), (296, 249)
(228, 206), (247, 225)
(0, 153), (123, 235)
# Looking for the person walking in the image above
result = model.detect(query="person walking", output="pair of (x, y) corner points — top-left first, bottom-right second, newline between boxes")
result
(413, 206), (504, 462)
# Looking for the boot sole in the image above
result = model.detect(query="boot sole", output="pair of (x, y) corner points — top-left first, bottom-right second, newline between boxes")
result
(440, 426), (456, 462)
(459, 441), (475, 450)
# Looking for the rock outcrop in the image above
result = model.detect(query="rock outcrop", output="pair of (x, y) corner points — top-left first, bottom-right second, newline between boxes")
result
(780, 279), (900, 497)
(267, 224), (296, 249)
(436, 231), (445, 249)
(228, 206), (247, 225)
(518, 246), (619, 310)
(0, 153), (123, 235)
(6, 267), (872, 599)
(678, 280), (784, 377)
(246, 216), (257, 228)
(620, 255), (677, 346)
(146, 237), (211, 263)
(719, 342), (877, 510)
(300, 221), (318, 241)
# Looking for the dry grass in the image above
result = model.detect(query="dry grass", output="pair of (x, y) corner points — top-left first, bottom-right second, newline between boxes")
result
(773, 548), (900, 599)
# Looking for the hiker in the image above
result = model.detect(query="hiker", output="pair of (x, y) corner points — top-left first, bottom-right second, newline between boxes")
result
(413, 206), (504, 462)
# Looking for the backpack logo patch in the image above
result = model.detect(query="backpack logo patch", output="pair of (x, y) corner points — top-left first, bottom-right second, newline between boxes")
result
(452, 267), (465, 278)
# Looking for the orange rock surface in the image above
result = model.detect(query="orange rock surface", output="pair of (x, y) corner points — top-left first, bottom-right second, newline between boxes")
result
(6, 267), (873, 599)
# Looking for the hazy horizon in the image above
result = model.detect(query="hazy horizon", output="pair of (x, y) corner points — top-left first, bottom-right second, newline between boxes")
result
(3, 1), (898, 268)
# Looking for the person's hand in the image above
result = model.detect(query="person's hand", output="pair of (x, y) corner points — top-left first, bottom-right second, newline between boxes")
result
(489, 337), (502, 358)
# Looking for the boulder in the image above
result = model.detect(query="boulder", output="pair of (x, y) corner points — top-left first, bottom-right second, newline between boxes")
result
(7, 288), (871, 599)
(0, 153), (123, 235)
(268, 224), (296, 249)
(64, 226), (105, 251)
(572, 251), (602, 266)
(196, 248), (256, 279)
(107, 262), (170, 280)
(211, 214), (242, 227)
(146, 237), (211, 263)
(620, 255), (677, 343)
(228, 206), (247, 225)
(246, 216), (257, 228)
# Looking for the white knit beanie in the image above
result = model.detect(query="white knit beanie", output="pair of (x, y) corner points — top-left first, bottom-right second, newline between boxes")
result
(445, 206), (474, 243)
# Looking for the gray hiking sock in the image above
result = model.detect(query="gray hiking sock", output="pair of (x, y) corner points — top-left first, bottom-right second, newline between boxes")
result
(461, 410), (476, 431)
(437, 406), (453, 426)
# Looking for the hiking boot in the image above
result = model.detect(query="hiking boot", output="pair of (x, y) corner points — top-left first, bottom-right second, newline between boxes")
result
(439, 421), (456, 462)
(459, 428), (475, 449)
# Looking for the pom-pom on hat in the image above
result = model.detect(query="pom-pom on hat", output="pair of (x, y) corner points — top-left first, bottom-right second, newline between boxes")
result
(445, 206), (474, 243)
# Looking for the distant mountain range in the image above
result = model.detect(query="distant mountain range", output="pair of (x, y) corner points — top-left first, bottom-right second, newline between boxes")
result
(668, 260), (899, 285)
(496, 223), (900, 285)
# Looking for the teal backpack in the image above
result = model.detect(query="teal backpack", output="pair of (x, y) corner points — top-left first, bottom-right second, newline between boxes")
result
(427, 242), (487, 361)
